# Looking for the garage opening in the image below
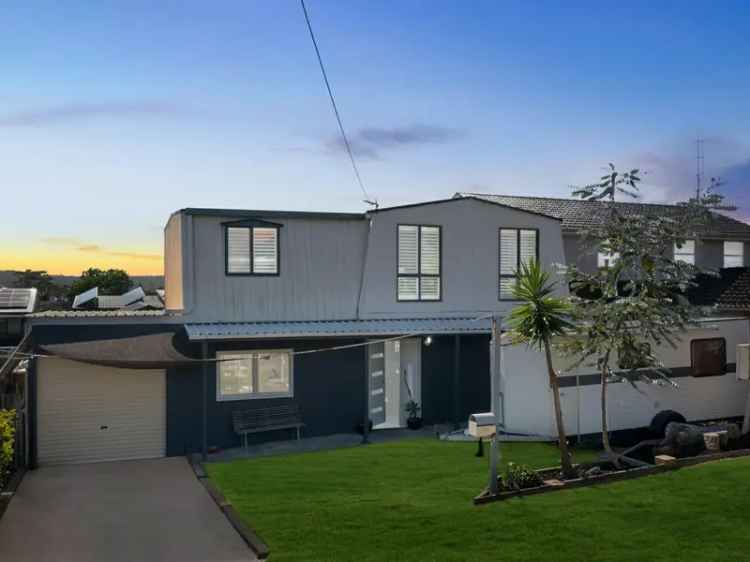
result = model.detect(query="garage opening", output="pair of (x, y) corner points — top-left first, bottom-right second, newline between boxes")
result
(36, 358), (166, 465)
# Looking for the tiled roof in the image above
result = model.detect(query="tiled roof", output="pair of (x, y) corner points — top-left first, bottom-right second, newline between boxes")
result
(185, 317), (492, 340)
(716, 269), (750, 312)
(457, 193), (750, 238)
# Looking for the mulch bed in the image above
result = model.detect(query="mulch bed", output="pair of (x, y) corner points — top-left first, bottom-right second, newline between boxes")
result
(474, 448), (750, 505)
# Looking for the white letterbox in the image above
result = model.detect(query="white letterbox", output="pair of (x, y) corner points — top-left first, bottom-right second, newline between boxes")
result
(468, 412), (497, 438)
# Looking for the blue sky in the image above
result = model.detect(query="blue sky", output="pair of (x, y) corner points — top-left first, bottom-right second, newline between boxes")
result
(2, 1), (749, 274)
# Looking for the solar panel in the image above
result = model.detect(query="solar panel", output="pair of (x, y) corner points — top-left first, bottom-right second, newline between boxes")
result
(0, 288), (38, 313)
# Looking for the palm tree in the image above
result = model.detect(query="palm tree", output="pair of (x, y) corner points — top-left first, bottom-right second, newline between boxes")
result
(507, 260), (576, 478)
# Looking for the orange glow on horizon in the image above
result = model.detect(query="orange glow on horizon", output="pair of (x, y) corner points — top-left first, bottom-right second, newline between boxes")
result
(0, 246), (164, 276)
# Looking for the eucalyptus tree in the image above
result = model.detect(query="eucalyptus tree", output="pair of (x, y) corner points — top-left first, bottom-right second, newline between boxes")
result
(563, 164), (730, 459)
(508, 260), (576, 478)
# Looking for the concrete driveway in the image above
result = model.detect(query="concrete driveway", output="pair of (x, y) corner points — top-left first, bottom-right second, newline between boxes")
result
(0, 457), (255, 562)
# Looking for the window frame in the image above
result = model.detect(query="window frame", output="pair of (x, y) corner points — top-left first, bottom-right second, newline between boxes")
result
(674, 239), (696, 265)
(690, 337), (727, 377)
(216, 349), (294, 401)
(723, 241), (745, 268)
(396, 224), (443, 302)
(498, 227), (540, 301)
(224, 222), (281, 277)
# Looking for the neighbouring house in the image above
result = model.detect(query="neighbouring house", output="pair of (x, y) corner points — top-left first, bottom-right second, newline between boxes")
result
(19, 195), (750, 466)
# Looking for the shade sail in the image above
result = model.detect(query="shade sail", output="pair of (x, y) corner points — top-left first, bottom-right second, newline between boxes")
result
(39, 332), (201, 369)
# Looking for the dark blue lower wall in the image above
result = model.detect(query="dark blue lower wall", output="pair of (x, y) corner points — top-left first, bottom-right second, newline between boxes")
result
(31, 324), (490, 457)
(167, 338), (367, 455)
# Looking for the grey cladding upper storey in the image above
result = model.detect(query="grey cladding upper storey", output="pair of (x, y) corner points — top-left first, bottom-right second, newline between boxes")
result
(172, 197), (567, 323)
(182, 214), (369, 322)
(358, 197), (567, 318)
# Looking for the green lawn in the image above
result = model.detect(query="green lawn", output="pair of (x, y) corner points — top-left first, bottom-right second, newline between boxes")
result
(207, 438), (749, 562)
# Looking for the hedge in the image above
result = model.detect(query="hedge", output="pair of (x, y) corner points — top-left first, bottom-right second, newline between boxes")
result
(0, 409), (15, 489)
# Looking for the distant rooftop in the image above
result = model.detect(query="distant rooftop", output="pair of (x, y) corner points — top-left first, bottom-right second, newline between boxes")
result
(457, 193), (750, 239)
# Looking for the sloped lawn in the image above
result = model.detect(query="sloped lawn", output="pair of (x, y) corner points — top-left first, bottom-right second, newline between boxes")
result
(207, 438), (749, 562)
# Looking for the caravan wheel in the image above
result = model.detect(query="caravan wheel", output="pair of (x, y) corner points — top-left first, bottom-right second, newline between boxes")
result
(649, 410), (686, 437)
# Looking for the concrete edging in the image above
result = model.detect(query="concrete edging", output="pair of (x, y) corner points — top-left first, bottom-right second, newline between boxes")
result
(188, 454), (270, 560)
(474, 448), (750, 505)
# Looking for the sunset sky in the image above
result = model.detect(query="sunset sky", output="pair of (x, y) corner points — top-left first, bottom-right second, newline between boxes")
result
(2, 1), (749, 275)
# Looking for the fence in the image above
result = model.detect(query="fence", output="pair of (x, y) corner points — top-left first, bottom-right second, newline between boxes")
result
(1, 394), (27, 470)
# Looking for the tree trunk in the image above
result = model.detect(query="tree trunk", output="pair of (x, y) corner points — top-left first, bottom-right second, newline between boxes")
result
(599, 364), (617, 465)
(543, 339), (575, 479)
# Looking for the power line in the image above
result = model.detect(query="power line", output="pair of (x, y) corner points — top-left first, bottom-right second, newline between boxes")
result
(299, 0), (376, 207)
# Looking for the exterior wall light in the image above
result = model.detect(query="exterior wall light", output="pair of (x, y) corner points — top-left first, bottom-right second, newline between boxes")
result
(423, 336), (433, 347)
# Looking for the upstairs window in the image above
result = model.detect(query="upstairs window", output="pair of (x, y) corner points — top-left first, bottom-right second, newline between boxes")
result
(397, 225), (441, 301)
(226, 224), (279, 275)
(723, 241), (744, 268)
(674, 240), (695, 265)
(499, 228), (538, 300)
(597, 243), (620, 269)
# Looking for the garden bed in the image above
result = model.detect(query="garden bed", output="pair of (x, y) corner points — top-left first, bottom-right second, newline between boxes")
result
(474, 447), (750, 505)
(0, 467), (26, 520)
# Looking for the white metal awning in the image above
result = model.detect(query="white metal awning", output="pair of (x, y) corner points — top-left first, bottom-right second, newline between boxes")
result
(184, 317), (493, 341)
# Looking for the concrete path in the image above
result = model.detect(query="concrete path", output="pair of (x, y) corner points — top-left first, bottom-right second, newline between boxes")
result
(0, 457), (255, 562)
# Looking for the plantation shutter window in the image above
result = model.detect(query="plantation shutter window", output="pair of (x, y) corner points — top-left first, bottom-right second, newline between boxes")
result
(397, 225), (441, 301)
(227, 227), (251, 274)
(398, 226), (419, 275)
(253, 228), (279, 274)
(225, 224), (280, 275)
(499, 228), (538, 300)
(674, 240), (695, 265)
(724, 241), (744, 268)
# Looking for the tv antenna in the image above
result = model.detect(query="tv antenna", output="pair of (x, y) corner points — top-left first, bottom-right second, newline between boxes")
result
(695, 137), (704, 200)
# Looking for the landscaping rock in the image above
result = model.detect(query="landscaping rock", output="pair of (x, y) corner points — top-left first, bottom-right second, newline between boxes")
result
(659, 422), (707, 458)
(703, 432), (722, 452)
(584, 466), (602, 478)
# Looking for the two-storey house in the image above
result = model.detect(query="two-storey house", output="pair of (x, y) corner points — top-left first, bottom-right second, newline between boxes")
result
(24, 194), (750, 465)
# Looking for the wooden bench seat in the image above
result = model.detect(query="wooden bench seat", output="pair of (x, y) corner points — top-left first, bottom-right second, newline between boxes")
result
(232, 404), (304, 449)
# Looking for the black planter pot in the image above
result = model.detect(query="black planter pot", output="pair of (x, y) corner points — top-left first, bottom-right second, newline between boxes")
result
(407, 417), (423, 430)
(355, 420), (374, 435)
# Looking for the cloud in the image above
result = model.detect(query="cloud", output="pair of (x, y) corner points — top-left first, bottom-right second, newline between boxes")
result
(630, 136), (750, 221)
(77, 244), (103, 253)
(326, 124), (465, 159)
(0, 101), (183, 127)
(40, 236), (83, 245)
(39, 237), (161, 261)
(108, 251), (161, 261)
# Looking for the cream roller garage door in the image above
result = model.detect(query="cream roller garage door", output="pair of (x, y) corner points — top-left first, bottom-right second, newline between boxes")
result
(37, 358), (166, 465)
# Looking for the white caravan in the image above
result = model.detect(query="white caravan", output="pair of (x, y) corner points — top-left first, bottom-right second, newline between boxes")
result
(500, 316), (750, 438)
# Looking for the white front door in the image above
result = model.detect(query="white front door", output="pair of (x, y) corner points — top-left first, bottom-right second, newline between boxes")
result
(371, 338), (421, 430)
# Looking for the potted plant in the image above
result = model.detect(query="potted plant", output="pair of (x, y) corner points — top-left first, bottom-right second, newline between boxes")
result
(405, 400), (422, 430)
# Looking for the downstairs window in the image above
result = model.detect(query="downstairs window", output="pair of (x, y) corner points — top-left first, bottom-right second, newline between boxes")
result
(217, 350), (293, 400)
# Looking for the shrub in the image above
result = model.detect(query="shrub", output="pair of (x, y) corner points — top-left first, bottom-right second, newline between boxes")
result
(502, 462), (544, 491)
(0, 409), (16, 489)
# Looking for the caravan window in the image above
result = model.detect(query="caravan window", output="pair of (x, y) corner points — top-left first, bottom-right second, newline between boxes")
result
(690, 338), (727, 377)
